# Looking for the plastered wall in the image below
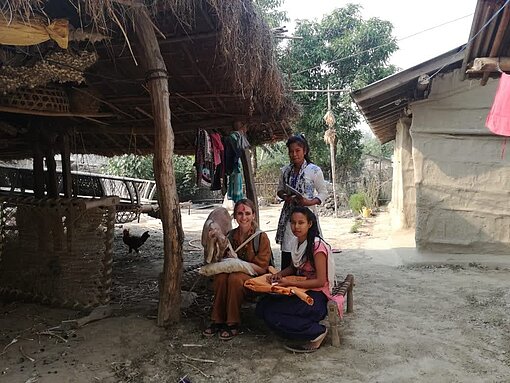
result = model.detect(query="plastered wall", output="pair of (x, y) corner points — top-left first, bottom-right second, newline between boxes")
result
(410, 69), (510, 254)
(390, 117), (415, 229)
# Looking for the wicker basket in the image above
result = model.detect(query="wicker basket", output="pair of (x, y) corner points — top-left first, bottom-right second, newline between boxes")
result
(0, 86), (70, 113)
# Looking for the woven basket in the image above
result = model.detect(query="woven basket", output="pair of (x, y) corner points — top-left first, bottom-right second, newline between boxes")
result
(0, 86), (70, 113)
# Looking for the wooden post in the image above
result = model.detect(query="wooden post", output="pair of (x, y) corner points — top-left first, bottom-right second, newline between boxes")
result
(59, 133), (72, 198)
(240, 147), (259, 224)
(134, 6), (183, 326)
(33, 143), (45, 198)
(45, 147), (58, 198)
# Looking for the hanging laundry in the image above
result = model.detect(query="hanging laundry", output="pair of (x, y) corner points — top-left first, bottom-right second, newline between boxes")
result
(486, 72), (510, 137)
(223, 131), (250, 202)
(194, 129), (214, 188)
(210, 132), (225, 191)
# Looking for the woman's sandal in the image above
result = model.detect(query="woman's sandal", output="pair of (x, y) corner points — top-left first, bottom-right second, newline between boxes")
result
(202, 323), (224, 337)
(284, 328), (328, 353)
(218, 324), (240, 341)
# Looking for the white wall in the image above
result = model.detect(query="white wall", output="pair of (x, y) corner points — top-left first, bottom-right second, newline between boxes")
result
(410, 69), (510, 254)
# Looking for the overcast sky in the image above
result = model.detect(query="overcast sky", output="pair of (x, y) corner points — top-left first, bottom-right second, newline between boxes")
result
(283, 0), (478, 70)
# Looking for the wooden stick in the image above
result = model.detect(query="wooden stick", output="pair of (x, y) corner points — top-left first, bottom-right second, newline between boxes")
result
(182, 354), (216, 363)
(19, 346), (35, 362)
(466, 57), (510, 73)
(181, 361), (211, 378)
(0, 338), (18, 356)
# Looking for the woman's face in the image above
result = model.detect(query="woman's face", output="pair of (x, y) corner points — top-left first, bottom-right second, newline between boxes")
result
(288, 142), (306, 166)
(290, 212), (312, 241)
(235, 203), (254, 232)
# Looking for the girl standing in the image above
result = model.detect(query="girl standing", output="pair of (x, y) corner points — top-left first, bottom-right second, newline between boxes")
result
(276, 135), (328, 270)
(257, 207), (337, 352)
(203, 199), (272, 340)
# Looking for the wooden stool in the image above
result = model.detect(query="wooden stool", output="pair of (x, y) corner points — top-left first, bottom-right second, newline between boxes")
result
(326, 274), (354, 347)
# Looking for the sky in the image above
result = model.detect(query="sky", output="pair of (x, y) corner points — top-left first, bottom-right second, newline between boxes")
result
(283, 0), (478, 70)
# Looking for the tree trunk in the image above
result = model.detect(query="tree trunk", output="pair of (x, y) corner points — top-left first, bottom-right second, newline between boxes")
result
(133, 6), (183, 326)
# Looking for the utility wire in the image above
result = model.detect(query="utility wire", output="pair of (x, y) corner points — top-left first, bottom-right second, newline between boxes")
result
(293, 12), (475, 75)
(428, 0), (510, 80)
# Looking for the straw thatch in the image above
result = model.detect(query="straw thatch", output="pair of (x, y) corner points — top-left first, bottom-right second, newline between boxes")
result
(0, 0), (298, 159)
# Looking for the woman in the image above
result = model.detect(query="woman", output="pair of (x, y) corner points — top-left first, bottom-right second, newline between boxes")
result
(276, 134), (328, 269)
(203, 199), (272, 340)
(256, 207), (336, 353)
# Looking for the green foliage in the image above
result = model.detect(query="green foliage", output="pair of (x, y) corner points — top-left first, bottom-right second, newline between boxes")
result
(256, 142), (287, 174)
(253, 0), (289, 28)
(105, 154), (154, 179)
(350, 219), (363, 233)
(105, 154), (198, 199)
(362, 132), (394, 159)
(348, 192), (366, 213)
(279, 4), (398, 177)
(173, 155), (198, 199)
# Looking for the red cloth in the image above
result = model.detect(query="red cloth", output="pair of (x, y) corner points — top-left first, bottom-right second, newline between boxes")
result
(210, 132), (224, 166)
(486, 73), (510, 137)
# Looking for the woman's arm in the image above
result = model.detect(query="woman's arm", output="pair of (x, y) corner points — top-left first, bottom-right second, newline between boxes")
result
(313, 167), (328, 205)
(277, 252), (327, 289)
(249, 232), (271, 275)
(267, 264), (295, 283)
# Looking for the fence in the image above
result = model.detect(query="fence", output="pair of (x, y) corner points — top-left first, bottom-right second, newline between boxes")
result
(0, 166), (157, 223)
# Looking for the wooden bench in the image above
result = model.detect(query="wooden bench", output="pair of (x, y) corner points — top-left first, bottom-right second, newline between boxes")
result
(326, 274), (354, 347)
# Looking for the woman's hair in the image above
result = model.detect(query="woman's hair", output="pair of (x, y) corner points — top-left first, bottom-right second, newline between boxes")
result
(233, 198), (258, 227)
(291, 206), (321, 267)
(286, 134), (312, 163)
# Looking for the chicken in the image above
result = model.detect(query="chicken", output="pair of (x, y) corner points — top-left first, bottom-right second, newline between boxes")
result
(123, 229), (150, 253)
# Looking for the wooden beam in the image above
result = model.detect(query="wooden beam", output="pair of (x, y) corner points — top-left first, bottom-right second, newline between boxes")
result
(0, 106), (114, 118)
(481, 5), (510, 85)
(466, 57), (510, 73)
(134, 6), (183, 326)
(45, 146), (58, 198)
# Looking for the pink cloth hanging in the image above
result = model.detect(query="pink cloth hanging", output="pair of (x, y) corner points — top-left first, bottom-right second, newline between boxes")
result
(486, 72), (510, 137)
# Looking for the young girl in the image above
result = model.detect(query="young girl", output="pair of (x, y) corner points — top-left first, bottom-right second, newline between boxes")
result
(203, 199), (272, 340)
(256, 206), (336, 352)
(276, 134), (328, 270)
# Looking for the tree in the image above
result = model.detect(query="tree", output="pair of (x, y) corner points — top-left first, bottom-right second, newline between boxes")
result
(280, 4), (398, 179)
(361, 132), (394, 159)
(253, 0), (288, 29)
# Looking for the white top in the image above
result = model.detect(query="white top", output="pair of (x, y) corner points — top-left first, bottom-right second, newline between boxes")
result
(277, 163), (328, 252)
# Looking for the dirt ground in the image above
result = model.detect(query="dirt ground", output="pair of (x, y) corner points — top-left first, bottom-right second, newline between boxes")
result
(1, 204), (510, 383)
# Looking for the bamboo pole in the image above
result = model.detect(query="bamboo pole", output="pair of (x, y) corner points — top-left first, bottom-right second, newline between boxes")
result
(326, 89), (338, 218)
(133, 6), (183, 326)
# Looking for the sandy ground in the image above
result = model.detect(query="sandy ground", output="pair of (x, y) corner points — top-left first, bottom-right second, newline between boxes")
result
(1, 204), (510, 383)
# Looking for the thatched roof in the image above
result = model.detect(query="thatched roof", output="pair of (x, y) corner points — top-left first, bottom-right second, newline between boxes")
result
(0, 0), (298, 159)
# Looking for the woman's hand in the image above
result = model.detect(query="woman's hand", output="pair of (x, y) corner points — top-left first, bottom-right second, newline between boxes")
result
(267, 272), (282, 284)
(294, 196), (318, 207)
(275, 277), (292, 287)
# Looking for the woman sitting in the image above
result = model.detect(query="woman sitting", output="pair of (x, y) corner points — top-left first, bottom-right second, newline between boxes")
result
(256, 206), (336, 352)
(203, 199), (272, 340)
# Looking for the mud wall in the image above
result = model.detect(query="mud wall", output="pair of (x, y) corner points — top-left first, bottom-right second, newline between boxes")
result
(390, 117), (416, 229)
(410, 69), (510, 254)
